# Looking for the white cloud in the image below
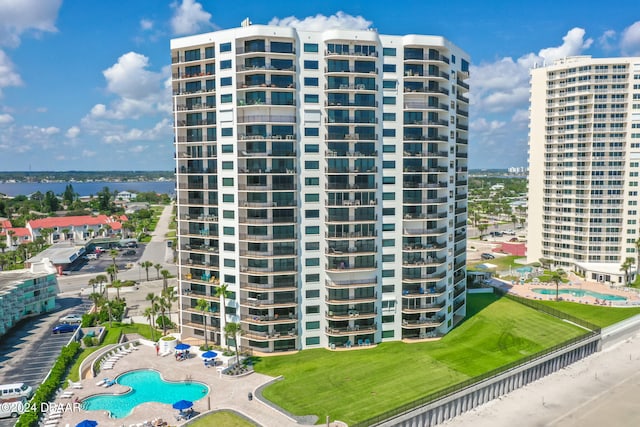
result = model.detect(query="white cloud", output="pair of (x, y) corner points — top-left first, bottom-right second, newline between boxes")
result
(511, 109), (529, 125)
(0, 0), (62, 48)
(170, 0), (214, 35)
(0, 113), (14, 125)
(538, 28), (593, 62)
(269, 11), (372, 31)
(621, 21), (640, 56)
(140, 19), (154, 31)
(470, 118), (506, 133)
(66, 126), (80, 138)
(36, 106), (47, 113)
(129, 145), (147, 153)
(598, 29), (616, 51)
(82, 149), (96, 158)
(0, 49), (22, 95)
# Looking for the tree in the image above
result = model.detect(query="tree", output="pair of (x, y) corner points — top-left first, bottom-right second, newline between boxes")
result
(111, 279), (124, 300)
(620, 257), (635, 286)
(161, 286), (178, 325)
(104, 301), (113, 327)
(40, 228), (53, 245)
(88, 278), (97, 294)
(109, 249), (119, 267)
(0, 242), (6, 253)
(161, 269), (171, 292)
(88, 292), (103, 312)
(635, 237), (640, 277)
(157, 295), (170, 336)
(7, 230), (15, 248)
(215, 283), (230, 347)
(95, 274), (108, 296)
(62, 184), (76, 206)
(224, 322), (244, 366)
(154, 263), (162, 280)
(196, 298), (210, 350)
(477, 223), (488, 240)
(144, 307), (156, 341)
(146, 292), (159, 335)
(549, 269), (566, 301)
(105, 264), (118, 289)
(97, 187), (112, 212)
(141, 260), (153, 281)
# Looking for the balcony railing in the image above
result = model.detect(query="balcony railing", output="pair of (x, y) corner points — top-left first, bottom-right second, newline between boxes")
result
(325, 277), (377, 288)
(325, 324), (377, 335)
(325, 262), (378, 271)
(237, 81), (296, 89)
(237, 115), (296, 124)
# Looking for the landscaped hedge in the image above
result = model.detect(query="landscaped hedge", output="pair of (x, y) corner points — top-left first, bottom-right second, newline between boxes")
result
(16, 341), (81, 427)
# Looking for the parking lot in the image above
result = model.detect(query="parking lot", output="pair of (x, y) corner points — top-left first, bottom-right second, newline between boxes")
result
(0, 297), (91, 426)
(65, 244), (146, 277)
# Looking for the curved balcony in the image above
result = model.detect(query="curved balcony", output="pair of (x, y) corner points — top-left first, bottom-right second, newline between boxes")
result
(238, 233), (298, 242)
(241, 281), (297, 292)
(239, 265), (297, 275)
(325, 309), (377, 320)
(237, 114), (296, 124)
(325, 231), (377, 240)
(402, 271), (447, 283)
(237, 183), (297, 192)
(243, 330), (298, 341)
(324, 67), (378, 76)
(401, 301), (446, 314)
(402, 241), (447, 251)
(403, 101), (449, 111)
(237, 167), (297, 175)
(238, 216), (297, 225)
(325, 166), (378, 174)
(401, 317), (445, 329)
(326, 246), (377, 256)
(239, 297), (297, 309)
(402, 198), (448, 206)
(402, 212), (448, 220)
(403, 151), (449, 159)
(325, 199), (378, 207)
(241, 314), (297, 325)
(403, 53), (450, 65)
(325, 133), (378, 142)
(325, 278), (377, 289)
(325, 324), (377, 336)
(325, 215), (377, 224)
(402, 257), (446, 267)
(325, 293), (377, 304)
(174, 102), (216, 112)
(237, 81), (296, 90)
(402, 285), (447, 297)
(236, 64), (296, 73)
(239, 248), (297, 258)
(325, 150), (378, 158)
(325, 262), (377, 272)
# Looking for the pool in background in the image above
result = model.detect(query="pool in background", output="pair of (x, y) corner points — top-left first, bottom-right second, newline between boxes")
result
(532, 288), (627, 301)
(82, 369), (209, 418)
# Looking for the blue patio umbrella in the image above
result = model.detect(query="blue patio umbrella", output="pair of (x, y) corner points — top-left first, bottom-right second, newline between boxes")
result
(202, 350), (218, 359)
(76, 420), (98, 427)
(172, 400), (193, 411)
(175, 343), (191, 351)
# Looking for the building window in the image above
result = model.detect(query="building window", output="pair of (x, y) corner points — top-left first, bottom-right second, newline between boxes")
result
(204, 47), (215, 59)
(306, 321), (320, 329)
(222, 161), (234, 170)
(382, 269), (395, 278)
(222, 178), (234, 186)
(306, 337), (320, 345)
(305, 193), (319, 202)
(305, 241), (319, 250)
(383, 47), (397, 56)
(222, 194), (234, 203)
(383, 80), (397, 89)
(223, 210), (234, 219)
(382, 223), (396, 231)
(220, 42), (232, 52)
(223, 242), (235, 252)
(304, 94), (319, 103)
(304, 60), (319, 70)
(305, 127), (319, 137)
(305, 258), (320, 267)
(383, 129), (396, 137)
(383, 113), (396, 121)
(305, 177), (319, 186)
(383, 64), (396, 73)
(306, 273), (320, 282)
(304, 43), (319, 53)
(382, 254), (395, 262)
(382, 239), (395, 247)
(220, 59), (232, 69)
(223, 226), (235, 235)
(184, 49), (200, 61)
(224, 274), (236, 284)
(306, 226), (320, 235)
(220, 77), (232, 86)
(305, 209), (320, 218)
(304, 77), (319, 86)
(221, 144), (233, 153)
(221, 94), (232, 103)
(382, 208), (395, 215)
(221, 127), (233, 136)
(305, 144), (319, 153)
(223, 258), (235, 267)
(383, 160), (395, 169)
(382, 176), (396, 184)
(383, 96), (396, 105)
(305, 160), (319, 169)
(306, 305), (320, 314)
(382, 144), (396, 153)
(382, 330), (395, 339)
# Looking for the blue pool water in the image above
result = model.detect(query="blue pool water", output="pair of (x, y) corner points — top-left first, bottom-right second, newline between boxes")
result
(82, 369), (209, 418)
(532, 288), (627, 301)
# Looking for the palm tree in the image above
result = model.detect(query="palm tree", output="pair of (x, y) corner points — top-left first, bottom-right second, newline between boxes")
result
(196, 298), (210, 350)
(154, 263), (162, 280)
(635, 237), (640, 278)
(39, 228), (53, 245)
(111, 279), (124, 300)
(88, 292), (103, 312)
(105, 264), (118, 291)
(144, 307), (156, 341)
(160, 269), (171, 292)
(146, 292), (159, 333)
(161, 286), (178, 325)
(95, 274), (108, 296)
(215, 283), (230, 347)
(549, 269), (566, 301)
(224, 322), (244, 366)
(477, 223), (488, 239)
(620, 257), (634, 286)
(0, 242), (6, 253)
(104, 301), (113, 327)
(109, 249), (118, 267)
(7, 230), (15, 249)
(157, 295), (170, 336)
(141, 260), (153, 281)
(88, 278), (97, 294)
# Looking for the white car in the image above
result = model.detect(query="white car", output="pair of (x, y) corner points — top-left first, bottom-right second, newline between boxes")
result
(60, 314), (83, 324)
(86, 253), (98, 260)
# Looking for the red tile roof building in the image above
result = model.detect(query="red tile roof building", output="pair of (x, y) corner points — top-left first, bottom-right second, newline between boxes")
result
(27, 215), (125, 243)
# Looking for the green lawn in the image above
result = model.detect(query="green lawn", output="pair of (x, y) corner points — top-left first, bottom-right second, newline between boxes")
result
(188, 411), (257, 427)
(537, 300), (640, 327)
(468, 255), (527, 271)
(254, 294), (586, 425)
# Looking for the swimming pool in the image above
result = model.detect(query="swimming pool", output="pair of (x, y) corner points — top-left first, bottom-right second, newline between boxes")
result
(532, 288), (627, 301)
(82, 369), (209, 418)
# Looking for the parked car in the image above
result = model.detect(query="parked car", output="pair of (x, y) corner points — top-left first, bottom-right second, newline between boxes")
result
(123, 249), (136, 256)
(60, 314), (82, 324)
(481, 253), (495, 260)
(52, 324), (79, 334)
(86, 253), (98, 260)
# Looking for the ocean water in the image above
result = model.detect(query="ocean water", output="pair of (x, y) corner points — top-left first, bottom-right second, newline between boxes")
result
(0, 181), (175, 197)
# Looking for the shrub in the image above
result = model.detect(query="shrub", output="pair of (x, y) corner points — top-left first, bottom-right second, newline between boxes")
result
(155, 315), (174, 329)
(81, 313), (97, 327)
(82, 336), (94, 347)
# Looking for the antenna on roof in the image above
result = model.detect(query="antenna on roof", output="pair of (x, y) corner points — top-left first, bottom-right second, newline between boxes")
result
(241, 17), (252, 27)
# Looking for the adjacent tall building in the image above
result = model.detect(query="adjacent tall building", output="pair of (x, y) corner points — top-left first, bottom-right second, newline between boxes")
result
(528, 56), (640, 283)
(171, 24), (469, 353)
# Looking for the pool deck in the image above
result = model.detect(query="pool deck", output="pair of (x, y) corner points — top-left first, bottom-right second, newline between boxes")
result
(47, 344), (304, 427)
(495, 272), (640, 306)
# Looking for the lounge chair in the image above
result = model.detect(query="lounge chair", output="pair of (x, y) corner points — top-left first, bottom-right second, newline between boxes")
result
(60, 391), (74, 399)
(357, 339), (364, 346)
(364, 339), (371, 346)
(128, 343), (139, 351)
(95, 378), (108, 386)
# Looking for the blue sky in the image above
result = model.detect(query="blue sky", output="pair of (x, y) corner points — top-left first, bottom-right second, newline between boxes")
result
(0, 0), (639, 171)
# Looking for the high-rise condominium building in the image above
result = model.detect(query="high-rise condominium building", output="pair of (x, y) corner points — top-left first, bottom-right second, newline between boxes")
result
(528, 56), (640, 284)
(171, 23), (469, 353)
